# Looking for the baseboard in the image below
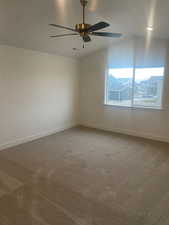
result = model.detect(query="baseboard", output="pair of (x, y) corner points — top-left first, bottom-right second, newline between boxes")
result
(0, 123), (78, 152)
(1, 122), (168, 152)
(80, 122), (169, 144)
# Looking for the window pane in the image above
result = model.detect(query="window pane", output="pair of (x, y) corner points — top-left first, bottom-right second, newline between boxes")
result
(107, 68), (133, 106)
(133, 67), (164, 107)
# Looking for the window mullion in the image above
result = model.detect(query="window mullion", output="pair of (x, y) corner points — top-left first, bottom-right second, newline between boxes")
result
(131, 67), (136, 107)
(131, 41), (136, 107)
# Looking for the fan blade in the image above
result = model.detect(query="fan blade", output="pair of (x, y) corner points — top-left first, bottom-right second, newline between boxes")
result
(83, 35), (91, 42)
(87, 22), (110, 32)
(91, 32), (122, 38)
(49, 24), (76, 32)
(50, 33), (78, 38)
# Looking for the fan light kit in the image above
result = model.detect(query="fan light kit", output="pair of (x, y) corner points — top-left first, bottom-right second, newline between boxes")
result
(49, 0), (122, 48)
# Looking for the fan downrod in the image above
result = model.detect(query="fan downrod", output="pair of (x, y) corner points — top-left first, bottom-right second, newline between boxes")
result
(77, 0), (90, 36)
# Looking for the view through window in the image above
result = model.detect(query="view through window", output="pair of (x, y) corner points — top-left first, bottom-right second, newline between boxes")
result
(134, 67), (164, 107)
(107, 68), (133, 107)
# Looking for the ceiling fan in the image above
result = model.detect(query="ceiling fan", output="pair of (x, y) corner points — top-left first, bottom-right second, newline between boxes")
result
(49, 0), (122, 45)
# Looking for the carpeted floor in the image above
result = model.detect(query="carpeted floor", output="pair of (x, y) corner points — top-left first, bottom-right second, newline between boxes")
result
(0, 126), (169, 225)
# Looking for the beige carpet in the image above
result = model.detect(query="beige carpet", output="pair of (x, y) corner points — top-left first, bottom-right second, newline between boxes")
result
(0, 126), (169, 225)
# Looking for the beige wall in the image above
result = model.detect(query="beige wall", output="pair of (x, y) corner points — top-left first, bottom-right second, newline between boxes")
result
(0, 45), (79, 150)
(79, 43), (169, 143)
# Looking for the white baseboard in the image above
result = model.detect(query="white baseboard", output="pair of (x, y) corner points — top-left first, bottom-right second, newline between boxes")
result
(0, 123), (78, 152)
(80, 122), (169, 143)
(1, 122), (168, 152)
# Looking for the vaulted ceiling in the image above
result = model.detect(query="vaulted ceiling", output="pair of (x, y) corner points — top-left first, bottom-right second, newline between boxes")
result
(0, 0), (169, 58)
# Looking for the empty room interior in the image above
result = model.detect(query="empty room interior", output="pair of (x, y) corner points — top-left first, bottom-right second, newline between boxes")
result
(1, 0), (169, 224)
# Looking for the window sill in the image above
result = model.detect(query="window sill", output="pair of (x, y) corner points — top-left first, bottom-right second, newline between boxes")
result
(104, 103), (163, 111)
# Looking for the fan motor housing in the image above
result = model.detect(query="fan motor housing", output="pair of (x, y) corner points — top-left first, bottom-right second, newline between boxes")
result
(80, 0), (88, 7)
(75, 23), (91, 36)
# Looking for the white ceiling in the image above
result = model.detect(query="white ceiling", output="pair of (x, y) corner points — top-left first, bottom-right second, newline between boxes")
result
(0, 0), (169, 58)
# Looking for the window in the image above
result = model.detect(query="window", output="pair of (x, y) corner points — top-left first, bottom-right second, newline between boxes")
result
(105, 38), (166, 109)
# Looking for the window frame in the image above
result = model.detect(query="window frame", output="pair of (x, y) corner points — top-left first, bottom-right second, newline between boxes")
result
(104, 64), (166, 110)
(104, 57), (166, 111)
